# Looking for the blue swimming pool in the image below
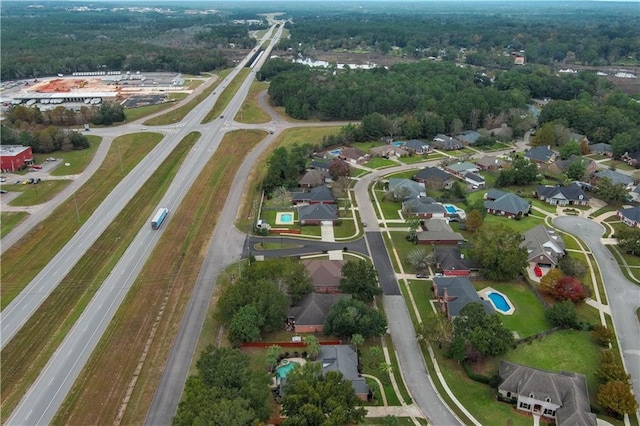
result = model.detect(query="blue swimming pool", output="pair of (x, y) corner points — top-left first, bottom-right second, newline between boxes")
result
(280, 213), (293, 223)
(391, 141), (406, 147)
(275, 360), (299, 380)
(445, 205), (457, 214)
(488, 292), (511, 312)
(329, 149), (342, 156)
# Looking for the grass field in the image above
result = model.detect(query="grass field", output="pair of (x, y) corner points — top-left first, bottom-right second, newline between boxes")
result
(0, 212), (28, 238)
(53, 130), (265, 426)
(38, 135), (101, 176)
(0, 132), (163, 310)
(364, 157), (398, 169)
(202, 68), (252, 123)
(143, 69), (231, 126)
(0, 132), (171, 421)
(5, 179), (71, 206)
(234, 81), (271, 124)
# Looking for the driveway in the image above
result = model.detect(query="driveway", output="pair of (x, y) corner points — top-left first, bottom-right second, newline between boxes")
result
(553, 216), (640, 402)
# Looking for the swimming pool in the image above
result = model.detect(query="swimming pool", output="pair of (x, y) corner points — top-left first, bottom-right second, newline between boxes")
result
(445, 205), (457, 214)
(275, 360), (299, 380)
(329, 149), (342, 156)
(487, 292), (511, 313)
(280, 213), (293, 223)
(391, 141), (406, 147)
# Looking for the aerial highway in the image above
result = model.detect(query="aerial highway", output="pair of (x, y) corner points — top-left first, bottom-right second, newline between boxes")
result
(6, 25), (282, 426)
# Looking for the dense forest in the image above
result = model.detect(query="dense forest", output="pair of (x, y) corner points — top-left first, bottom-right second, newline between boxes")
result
(0, 1), (268, 79)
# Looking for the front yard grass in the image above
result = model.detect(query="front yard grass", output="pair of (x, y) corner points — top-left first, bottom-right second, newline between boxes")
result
(351, 141), (386, 153)
(376, 194), (403, 220)
(398, 154), (443, 164)
(482, 213), (544, 233)
(388, 231), (422, 273)
(364, 157), (398, 169)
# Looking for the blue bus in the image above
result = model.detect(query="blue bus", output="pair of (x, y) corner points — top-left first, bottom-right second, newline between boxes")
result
(151, 207), (169, 230)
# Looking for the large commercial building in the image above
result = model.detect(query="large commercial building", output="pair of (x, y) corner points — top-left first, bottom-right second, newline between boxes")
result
(0, 145), (33, 172)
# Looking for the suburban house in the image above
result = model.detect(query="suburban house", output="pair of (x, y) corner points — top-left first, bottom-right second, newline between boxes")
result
(292, 185), (335, 205)
(417, 218), (465, 245)
(287, 293), (350, 333)
(487, 125), (513, 140)
(536, 183), (589, 206)
(299, 169), (327, 188)
(456, 130), (481, 146)
(402, 196), (447, 219)
(404, 139), (431, 154)
(317, 345), (370, 401)
(0, 145), (34, 172)
(617, 206), (640, 227)
(569, 132), (589, 145)
(370, 144), (408, 158)
(525, 146), (556, 164)
(434, 247), (480, 277)
(621, 151), (640, 168)
(476, 156), (508, 171)
(446, 162), (478, 176)
(522, 225), (566, 268)
(301, 259), (344, 294)
(484, 189), (531, 218)
(432, 134), (463, 151)
(547, 155), (597, 177)
(498, 361), (596, 426)
(310, 158), (332, 173)
(593, 169), (634, 188)
(414, 167), (455, 190)
(339, 147), (370, 164)
(589, 143), (613, 157)
(297, 203), (339, 225)
(432, 276), (493, 318)
(463, 172), (485, 188)
(388, 178), (427, 200)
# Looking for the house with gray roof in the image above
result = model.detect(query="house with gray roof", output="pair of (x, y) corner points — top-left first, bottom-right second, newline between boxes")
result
(433, 276), (492, 318)
(388, 178), (426, 200)
(370, 144), (409, 158)
(484, 189), (530, 218)
(525, 146), (556, 164)
(402, 196), (447, 219)
(594, 169), (634, 188)
(548, 155), (597, 177)
(298, 203), (338, 225)
(292, 185), (335, 205)
(417, 218), (465, 245)
(456, 130), (481, 145)
(589, 143), (613, 157)
(569, 132), (588, 144)
(404, 139), (431, 154)
(310, 158), (332, 173)
(317, 345), (370, 400)
(446, 162), (478, 176)
(617, 206), (640, 228)
(414, 167), (455, 190)
(463, 172), (485, 188)
(522, 225), (566, 268)
(536, 184), (588, 206)
(498, 361), (596, 426)
(299, 169), (326, 188)
(432, 134), (463, 151)
(287, 293), (350, 333)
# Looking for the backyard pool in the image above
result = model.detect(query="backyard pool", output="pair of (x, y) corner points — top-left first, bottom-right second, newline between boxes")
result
(486, 291), (515, 315)
(444, 205), (457, 214)
(443, 204), (467, 220)
(275, 360), (300, 381)
(391, 141), (406, 147)
(276, 211), (295, 225)
(329, 149), (342, 156)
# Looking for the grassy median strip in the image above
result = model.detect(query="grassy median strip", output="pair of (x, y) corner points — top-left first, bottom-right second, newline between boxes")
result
(202, 68), (251, 123)
(1, 133), (163, 309)
(52, 130), (266, 426)
(234, 81), (270, 124)
(143, 69), (232, 126)
(0, 132), (197, 423)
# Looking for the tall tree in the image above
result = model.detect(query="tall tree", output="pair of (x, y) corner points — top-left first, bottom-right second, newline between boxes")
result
(304, 335), (320, 360)
(472, 224), (528, 281)
(597, 381), (639, 417)
(339, 260), (382, 302)
(406, 247), (434, 273)
(324, 298), (387, 339)
(453, 303), (514, 360)
(595, 177), (630, 204)
(465, 209), (484, 233)
(616, 227), (640, 255)
(281, 363), (367, 426)
(228, 305), (263, 347)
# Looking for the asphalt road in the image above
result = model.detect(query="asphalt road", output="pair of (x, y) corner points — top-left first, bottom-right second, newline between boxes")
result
(6, 24), (283, 426)
(366, 231), (401, 295)
(247, 235), (369, 257)
(553, 217), (640, 402)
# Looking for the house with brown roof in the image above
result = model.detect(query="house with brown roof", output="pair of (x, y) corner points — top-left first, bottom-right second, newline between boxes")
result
(287, 293), (350, 333)
(301, 259), (344, 294)
(522, 225), (566, 268)
(498, 361), (596, 426)
(417, 219), (465, 245)
(299, 169), (327, 188)
(476, 156), (508, 171)
(370, 144), (408, 158)
(339, 147), (370, 164)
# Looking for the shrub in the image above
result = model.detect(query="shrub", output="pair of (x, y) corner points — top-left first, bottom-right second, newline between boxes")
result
(591, 324), (614, 346)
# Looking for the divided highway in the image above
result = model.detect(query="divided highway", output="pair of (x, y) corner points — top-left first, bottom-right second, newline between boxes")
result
(6, 25), (282, 426)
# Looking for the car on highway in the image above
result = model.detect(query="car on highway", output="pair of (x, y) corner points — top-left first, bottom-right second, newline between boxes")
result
(220, 115), (224, 119)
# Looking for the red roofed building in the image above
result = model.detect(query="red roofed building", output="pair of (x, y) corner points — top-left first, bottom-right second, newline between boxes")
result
(0, 145), (33, 172)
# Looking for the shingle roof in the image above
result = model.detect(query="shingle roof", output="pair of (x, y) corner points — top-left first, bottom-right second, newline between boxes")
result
(618, 206), (640, 223)
(595, 169), (634, 186)
(522, 225), (566, 266)
(525, 146), (555, 162)
(402, 196), (447, 215)
(318, 345), (369, 395)
(433, 134), (461, 149)
(388, 178), (426, 199)
(589, 143), (612, 154)
(433, 276), (492, 317)
(536, 183), (588, 202)
(301, 259), (344, 290)
(299, 169), (325, 187)
(464, 172), (485, 184)
(448, 162), (477, 174)
(476, 156), (507, 168)
(298, 203), (338, 221)
(288, 293), (350, 326)
(484, 192), (530, 215)
(292, 185), (335, 203)
(499, 361), (596, 426)
(456, 130), (481, 145)
(405, 139), (430, 151)
(414, 167), (452, 182)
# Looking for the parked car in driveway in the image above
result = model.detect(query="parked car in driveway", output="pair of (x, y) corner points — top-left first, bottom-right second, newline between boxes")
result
(32, 165), (42, 169)
(416, 273), (428, 278)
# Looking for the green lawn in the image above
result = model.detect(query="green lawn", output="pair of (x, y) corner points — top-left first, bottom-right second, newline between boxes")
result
(375, 194), (403, 220)
(351, 141), (386, 153)
(602, 160), (636, 171)
(234, 81), (271, 124)
(334, 218), (357, 239)
(475, 142), (511, 151)
(482, 213), (544, 233)
(472, 279), (549, 338)
(0, 212), (28, 238)
(5, 180), (71, 207)
(398, 154), (444, 164)
(47, 136), (101, 176)
(388, 231), (424, 273)
(383, 170), (418, 180)
(364, 157), (398, 169)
